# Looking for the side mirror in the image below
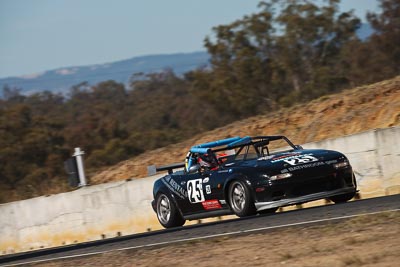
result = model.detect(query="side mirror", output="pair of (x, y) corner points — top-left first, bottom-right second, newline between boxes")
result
(188, 164), (200, 174)
(295, 145), (303, 150)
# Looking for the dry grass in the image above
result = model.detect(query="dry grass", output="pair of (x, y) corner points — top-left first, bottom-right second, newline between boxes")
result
(28, 211), (400, 267)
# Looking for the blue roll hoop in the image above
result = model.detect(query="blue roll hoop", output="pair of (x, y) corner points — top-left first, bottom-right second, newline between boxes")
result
(186, 136), (252, 171)
(191, 136), (241, 149)
(189, 147), (212, 154)
(189, 136), (251, 154)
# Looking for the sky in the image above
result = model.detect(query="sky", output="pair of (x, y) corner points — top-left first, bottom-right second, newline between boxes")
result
(0, 0), (380, 78)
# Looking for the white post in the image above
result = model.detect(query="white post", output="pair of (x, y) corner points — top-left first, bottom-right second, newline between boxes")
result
(73, 147), (87, 186)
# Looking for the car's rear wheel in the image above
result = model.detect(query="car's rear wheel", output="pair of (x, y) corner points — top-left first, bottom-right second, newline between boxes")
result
(156, 193), (185, 228)
(228, 180), (256, 217)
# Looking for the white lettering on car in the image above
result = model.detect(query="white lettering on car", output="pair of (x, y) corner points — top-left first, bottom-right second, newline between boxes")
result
(161, 176), (187, 199)
(288, 161), (325, 171)
(206, 185), (211, 194)
(268, 153), (319, 166)
(283, 155), (319, 166)
(283, 155), (318, 166)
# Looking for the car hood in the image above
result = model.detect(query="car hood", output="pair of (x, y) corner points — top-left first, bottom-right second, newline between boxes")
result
(236, 149), (348, 174)
(260, 149), (344, 162)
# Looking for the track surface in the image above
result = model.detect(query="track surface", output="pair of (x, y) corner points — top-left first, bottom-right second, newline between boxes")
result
(1, 194), (399, 266)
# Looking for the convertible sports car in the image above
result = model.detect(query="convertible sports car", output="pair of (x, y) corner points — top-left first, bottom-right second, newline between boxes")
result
(151, 135), (357, 228)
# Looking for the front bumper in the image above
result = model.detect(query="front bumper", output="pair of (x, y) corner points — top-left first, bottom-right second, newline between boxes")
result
(255, 187), (356, 211)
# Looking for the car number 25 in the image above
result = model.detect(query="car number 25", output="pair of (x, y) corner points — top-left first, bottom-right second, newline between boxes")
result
(187, 179), (205, 203)
(283, 155), (318, 166)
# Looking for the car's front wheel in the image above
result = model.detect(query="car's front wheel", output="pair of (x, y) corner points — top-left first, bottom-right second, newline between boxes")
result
(228, 180), (256, 217)
(330, 174), (357, 203)
(329, 192), (356, 203)
(156, 193), (185, 228)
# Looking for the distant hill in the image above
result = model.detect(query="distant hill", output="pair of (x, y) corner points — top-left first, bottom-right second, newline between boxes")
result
(0, 51), (210, 95)
(0, 23), (373, 97)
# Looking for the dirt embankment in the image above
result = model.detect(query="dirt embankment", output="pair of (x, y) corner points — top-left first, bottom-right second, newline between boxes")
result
(90, 76), (400, 184)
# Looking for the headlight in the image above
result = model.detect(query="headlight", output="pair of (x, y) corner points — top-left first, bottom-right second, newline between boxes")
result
(333, 161), (349, 169)
(269, 173), (292, 180)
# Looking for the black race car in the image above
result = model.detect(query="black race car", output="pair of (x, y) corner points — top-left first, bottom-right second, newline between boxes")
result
(151, 135), (357, 228)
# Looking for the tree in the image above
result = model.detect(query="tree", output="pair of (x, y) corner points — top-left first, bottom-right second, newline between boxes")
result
(340, 0), (400, 86)
(201, 3), (277, 115)
(367, 0), (400, 78)
(1, 85), (25, 103)
(0, 104), (66, 189)
(195, 0), (361, 115)
(273, 0), (360, 100)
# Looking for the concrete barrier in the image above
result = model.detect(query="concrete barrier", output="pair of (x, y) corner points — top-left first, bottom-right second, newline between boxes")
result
(304, 127), (400, 198)
(0, 127), (399, 254)
(0, 176), (163, 255)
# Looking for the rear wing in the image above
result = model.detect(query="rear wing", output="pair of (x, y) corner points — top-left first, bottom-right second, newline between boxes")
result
(147, 162), (185, 176)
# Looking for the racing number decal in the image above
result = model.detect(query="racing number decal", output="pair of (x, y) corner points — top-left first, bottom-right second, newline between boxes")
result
(187, 179), (205, 203)
(283, 155), (318, 166)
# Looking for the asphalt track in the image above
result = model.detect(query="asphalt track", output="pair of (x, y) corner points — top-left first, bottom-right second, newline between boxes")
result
(1, 194), (399, 266)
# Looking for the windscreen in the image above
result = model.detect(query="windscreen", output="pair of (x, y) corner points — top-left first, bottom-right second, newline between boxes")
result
(257, 138), (294, 156)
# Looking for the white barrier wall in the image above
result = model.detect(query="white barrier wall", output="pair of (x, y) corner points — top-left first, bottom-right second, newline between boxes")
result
(0, 176), (162, 254)
(304, 126), (400, 197)
(0, 127), (399, 254)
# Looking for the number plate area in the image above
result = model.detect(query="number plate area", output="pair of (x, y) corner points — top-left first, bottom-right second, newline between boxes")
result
(187, 179), (205, 203)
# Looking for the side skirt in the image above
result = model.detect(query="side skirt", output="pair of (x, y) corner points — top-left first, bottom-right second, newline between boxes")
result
(255, 188), (356, 211)
(184, 209), (233, 221)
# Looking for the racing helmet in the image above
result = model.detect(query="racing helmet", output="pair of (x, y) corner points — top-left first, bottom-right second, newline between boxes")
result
(216, 153), (228, 164)
(198, 153), (218, 169)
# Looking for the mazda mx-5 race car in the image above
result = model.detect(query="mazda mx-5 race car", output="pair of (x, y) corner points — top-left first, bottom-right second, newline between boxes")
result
(151, 135), (357, 228)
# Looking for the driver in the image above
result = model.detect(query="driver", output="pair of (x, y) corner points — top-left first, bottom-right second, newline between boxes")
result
(198, 153), (219, 171)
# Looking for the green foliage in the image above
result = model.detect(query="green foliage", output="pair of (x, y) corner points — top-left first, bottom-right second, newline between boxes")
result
(0, 72), (225, 201)
(197, 0), (363, 116)
(341, 0), (400, 86)
(0, 103), (67, 198)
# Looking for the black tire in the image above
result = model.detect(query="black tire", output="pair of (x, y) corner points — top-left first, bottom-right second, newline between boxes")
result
(329, 192), (356, 203)
(228, 180), (256, 217)
(156, 193), (185, 228)
(258, 207), (278, 215)
(330, 174), (357, 204)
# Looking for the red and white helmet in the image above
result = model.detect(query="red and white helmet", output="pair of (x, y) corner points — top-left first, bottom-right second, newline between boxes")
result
(198, 153), (217, 169)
